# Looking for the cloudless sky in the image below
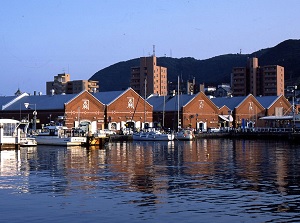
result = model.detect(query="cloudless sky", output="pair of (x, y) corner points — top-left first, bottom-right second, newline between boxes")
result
(0, 0), (299, 96)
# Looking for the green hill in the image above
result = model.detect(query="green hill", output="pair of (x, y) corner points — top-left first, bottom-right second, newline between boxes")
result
(90, 39), (300, 91)
(259, 39), (300, 85)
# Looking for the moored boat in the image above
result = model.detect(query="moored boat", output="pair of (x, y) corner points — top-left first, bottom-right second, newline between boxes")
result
(0, 119), (37, 149)
(133, 129), (174, 141)
(34, 125), (87, 146)
(175, 129), (195, 141)
(20, 136), (37, 146)
(17, 121), (37, 146)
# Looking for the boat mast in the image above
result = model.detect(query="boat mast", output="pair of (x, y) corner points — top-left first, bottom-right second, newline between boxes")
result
(144, 75), (147, 128)
(178, 75), (180, 130)
(78, 106), (80, 127)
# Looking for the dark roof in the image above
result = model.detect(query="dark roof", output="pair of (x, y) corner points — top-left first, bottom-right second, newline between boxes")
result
(147, 94), (196, 112)
(0, 96), (18, 109)
(4, 94), (77, 111)
(93, 90), (125, 105)
(147, 95), (172, 111)
(211, 96), (247, 110)
(255, 95), (279, 108)
(1, 90), (130, 111)
(211, 95), (283, 110)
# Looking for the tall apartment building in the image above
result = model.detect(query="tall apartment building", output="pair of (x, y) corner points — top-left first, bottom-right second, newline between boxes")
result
(46, 73), (99, 95)
(231, 58), (284, 96)
(130, 56), (167, 98)
(46, 73), (70, 95)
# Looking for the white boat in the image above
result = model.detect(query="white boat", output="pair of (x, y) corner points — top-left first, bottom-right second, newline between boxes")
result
(34, 126), (87, 146)
(133, 78), (174, 141)
(175, 129), (195, 141)
(0, 119), (37, 149)
(17, 121), (37, 146)
(133, 129), (174, 141)
(20, 136), (37, 146)
(0, 119), (21, 149)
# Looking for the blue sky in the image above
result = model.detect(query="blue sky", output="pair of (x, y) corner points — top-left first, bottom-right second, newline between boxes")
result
(0, 0), (299, 96)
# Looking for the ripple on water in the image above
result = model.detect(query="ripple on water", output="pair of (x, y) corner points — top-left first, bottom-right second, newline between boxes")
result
(1, 140), (300, 222)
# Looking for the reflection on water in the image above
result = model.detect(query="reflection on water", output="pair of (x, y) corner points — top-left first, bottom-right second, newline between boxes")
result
(1, 139), (300, 222)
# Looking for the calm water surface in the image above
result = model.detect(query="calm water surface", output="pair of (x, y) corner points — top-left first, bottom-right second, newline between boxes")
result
(1, 139), (300, 222)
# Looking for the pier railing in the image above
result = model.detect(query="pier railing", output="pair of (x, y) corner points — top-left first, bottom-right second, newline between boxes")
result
(250, 127), (294, 133)
(217, 127), (295, 133)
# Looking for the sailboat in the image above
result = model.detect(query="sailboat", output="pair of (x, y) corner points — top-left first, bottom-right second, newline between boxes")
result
(132, 75), (174, 141)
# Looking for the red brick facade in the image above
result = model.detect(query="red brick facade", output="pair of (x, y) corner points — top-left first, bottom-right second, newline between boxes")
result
(232, 95), (265, 128)
(265, 95), (291, 116)
(0, 89), (292, 132)
(106, 88), (153, 131)
(182, 92), (219, 130)
(65, 91), (105, 132)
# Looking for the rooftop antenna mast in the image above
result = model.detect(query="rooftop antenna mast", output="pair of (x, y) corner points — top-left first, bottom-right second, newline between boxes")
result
(153, 45), (155, 56)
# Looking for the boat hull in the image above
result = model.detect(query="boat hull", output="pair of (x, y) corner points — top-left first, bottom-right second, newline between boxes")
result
(175, 130), (195, 141)
(20, 137), (37, 146)
(34, 136), (86, 146)
(133, 132), (174, 141)
(175, 135), (194, 141)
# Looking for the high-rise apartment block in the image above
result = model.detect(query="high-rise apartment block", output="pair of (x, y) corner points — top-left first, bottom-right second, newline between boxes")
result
(46, 73), (99, 95)
(130, 56), (167, 98)
(231, 58), (284, 96)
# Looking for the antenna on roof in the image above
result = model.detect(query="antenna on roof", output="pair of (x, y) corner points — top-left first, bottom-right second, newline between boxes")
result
(153, 45), (155, 56)
(240, 49), (242, 54)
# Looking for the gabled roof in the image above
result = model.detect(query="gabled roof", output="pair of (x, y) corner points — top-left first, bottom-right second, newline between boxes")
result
(0, 93), (29, 110)
(93, 90), (125, 105)
(255, 95), (280, 109)
(0, 96), (19, 110)
(146, 95), (172, 111)
(211, 96), (247, 110)
(64, 90), (104, 107)
(184, 92), (219, 111)
(93, 88), (152, 108)
(147, 94), (196, 112)
(4, 94), (77, 111)
(2, 88), (149, 111)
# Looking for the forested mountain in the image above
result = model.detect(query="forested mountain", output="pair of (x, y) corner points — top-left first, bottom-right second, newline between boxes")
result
(90, 39), (300, 91)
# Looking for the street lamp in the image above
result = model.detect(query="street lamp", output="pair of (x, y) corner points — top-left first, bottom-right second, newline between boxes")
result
(24, 103), (37, 131)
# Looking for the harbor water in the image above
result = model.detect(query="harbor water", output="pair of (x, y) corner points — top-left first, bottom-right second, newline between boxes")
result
(1, 139), (300, 222)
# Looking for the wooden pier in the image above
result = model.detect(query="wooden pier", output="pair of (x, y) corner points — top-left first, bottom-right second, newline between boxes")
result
(0, 143), (20, 150)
